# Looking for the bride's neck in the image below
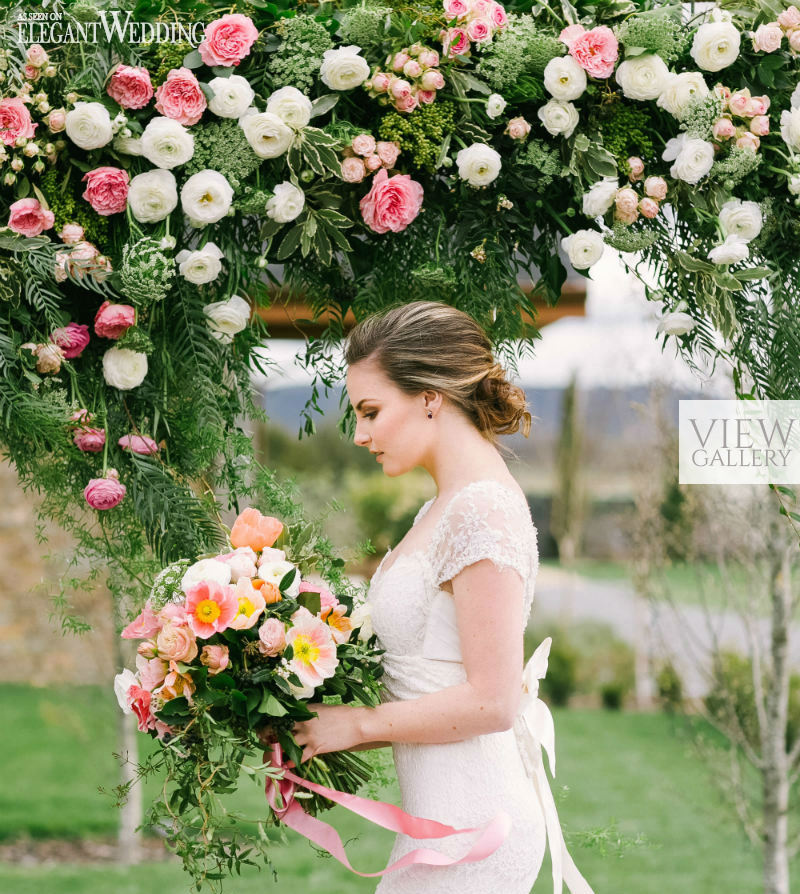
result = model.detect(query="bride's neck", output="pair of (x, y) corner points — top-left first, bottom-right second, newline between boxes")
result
(423, 417), (509, 496)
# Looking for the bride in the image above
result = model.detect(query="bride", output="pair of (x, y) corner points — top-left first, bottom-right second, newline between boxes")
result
(287, 301), (594, 894)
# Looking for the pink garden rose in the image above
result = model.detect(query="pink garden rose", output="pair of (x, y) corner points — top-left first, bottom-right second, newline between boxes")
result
(84, 469), (126, 510)
(200, 644), (230, 675)
(28, 342), (64, 374)
(154, 67), (207, 126)
(644, 176), (668, 200)
(391, 52), (410, 72)
(59, 223), (84, 244)
(184, 580), (238, 638)
(394, 93), (419, 113)
(729, 90), (751, 117)
(443, 0), (469, 19)
(82, 167), (129, 215)
(26, 44), (49, 67)
(0, 97), (37, 146)
(360, 169), (424, 234)
(753, 22), (783, 53)
(46, 108), (66, 132)
(257, 617), (287, 657)
(118, 433), (160, 455)
(156, 622), (199, 663)
(365, 154), (383, 171)
(443, 27), (470, 57)
(569, 26), (619, 79)
(390, 78), (412, 100)
(95, 301), (135, 338)
(420, 69), (445, 91)
(198, 13), (259, 67)
(627, 156), (645, 181)
(217, 546), (258, 582)
(746, 95), (770, 116)
(376, 140), (401, 168)
(107, 64), (154, 110)
(639, 197), (660, 219)
(352, 133), (377, 157)
(121, 600), (161, 639)
(73, 427), (105, 453)
(506, 116), (531, 140)
(403, 59), (423, 79)
(417, 89), (437, 104)
(559, 23), (586, 47)
(371, 72), (391, 92)
(51, 322), (90, 359)
(8, 198), (54, 236)
(778, 6), (800, 28)
(490, 2), (508, 29)
(790, 29), (800, 52)
(737, 132), (760, 151)
(418, 49), (440, 67)
(467, 18), (492, 43)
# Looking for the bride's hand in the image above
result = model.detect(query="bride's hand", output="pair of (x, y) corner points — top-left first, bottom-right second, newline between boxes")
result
(292, 703), (365, 764)
(256, 722), (279, 748)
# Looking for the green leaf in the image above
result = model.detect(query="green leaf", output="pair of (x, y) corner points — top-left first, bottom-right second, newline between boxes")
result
(297, 590), (321, 614)
(733, 266), (771, 282)
(258, 691), (288, 716)
(676, 251), (713, 274)
(711, 269), (743, 291)
(183, 50), (203, 69)
(277, 225), (302, 260)
(310, 93), (340, 119)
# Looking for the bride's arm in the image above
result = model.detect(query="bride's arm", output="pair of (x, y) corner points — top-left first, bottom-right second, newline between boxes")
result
(349, 741), (392, 751)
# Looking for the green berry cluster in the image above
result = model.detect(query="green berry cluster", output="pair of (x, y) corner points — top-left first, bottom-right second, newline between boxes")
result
(477, 14), (564, 92)
(139, 41), (194, 88)
(183, 119), (262, 190)
(710, 146), (762, 189)
(682, 94), (725, 139)
(339, 5), (391, 51)
(38, 168), (109, 249)
(378, 101), (456, 172)
(593, 100), (656, 166)
(517, 138), (561, 188)
(604, 222), (658, 252)
(615, 12), (690, 65)
(116, 326), (154, 355)
(235, 186), (271, 215)
(410, 262), (457, 290)
(267, 14), (334, 94)
(119, 237), (176, 307)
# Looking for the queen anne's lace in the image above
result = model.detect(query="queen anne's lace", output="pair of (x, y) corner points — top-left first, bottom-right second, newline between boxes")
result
(368, 480), (546, 893)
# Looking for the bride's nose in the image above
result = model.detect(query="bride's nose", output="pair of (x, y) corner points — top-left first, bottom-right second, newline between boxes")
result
(353, 423), (370, 447)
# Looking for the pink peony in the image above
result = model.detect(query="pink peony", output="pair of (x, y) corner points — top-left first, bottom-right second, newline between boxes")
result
(121, 601), (161, 639)
(107, 64), (154, 110)
(639, 197), (660, 219)
(184, 580), (238, 639)
(8, 198), (54, 237)
(0, 97), (37, 146)
(82, 167), (129, 216)
(644, 176), (668, 200)
(257, 617), (286, 657)
(750, 114), (770, 136)
(443, 27), (470, 57)
(559, 23), (586, 47)
(198, 13), (259, 67)
(376, 140), (401, 168)
(712, 117), (736, 140)
(506, 116), (531, 140)
(155, 67), (207, 126)
(341, 157), (366, 183)
(73, 427), (106, 453)
(443, 0), (469, 19)
(94, 301), (136, 339)
(778, 6), (800, 28)
(127, 684), (157, 732)
(59, 223), (84, 244)
(467, 18), (493, 43)
(118, 433), (159, 455)
(753, 22), (783, 53)
(51, 322), (90, 359)
(84, 469), (126, 510)
(360, 169), (424, 234)
(569, 25), (618, 79)
(156, 622), (199, 662)
(136, 654), (168, 692)
(286, 606), (338, 688)
(352, 133), (377, 157)
(200, 644), (230, 675)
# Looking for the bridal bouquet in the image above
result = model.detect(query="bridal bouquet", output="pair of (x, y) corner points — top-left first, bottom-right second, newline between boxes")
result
(113, 506), (383, 887)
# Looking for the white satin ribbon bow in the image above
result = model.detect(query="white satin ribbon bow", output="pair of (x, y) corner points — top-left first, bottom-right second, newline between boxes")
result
(513, 637), (595, 894)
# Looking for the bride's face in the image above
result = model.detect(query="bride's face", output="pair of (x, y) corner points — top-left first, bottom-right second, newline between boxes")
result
(346, 357), (434, 476)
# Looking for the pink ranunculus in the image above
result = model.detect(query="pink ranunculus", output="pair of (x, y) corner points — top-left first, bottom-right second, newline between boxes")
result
(394, 93), (419, 113)
(51, 322), (90, 359)
(156, 621), (199, 662)
(417, 89), (437, 104)
(737, 132), (760, 151)
(728, 90), (751, 117)
(136, 654), (168, 692)
(26, 44), (49, 67)
(360, 169), (424, 235)
(127, 684), (157, 732)
(341, 156), (366, 183)
(8, 197), (54, 236)
(750, 114), (770, 136)
(352, 133), (377, 157)
(59, 222), (84, 245)
(257, 617), (286, 657)
(376, 140), (401, 168)
(420, 69), (445, 91)
(639, 197), (659, 219)
(644, 176), (668, 200)
(82, 167), (129, 216)
(778, 5), (800, 28)
(118, 433), (160, 455)
(443, 0), (469, 20)
(789, 28), (800, 52)
(46, 108), (66, 132)
(443, 27), (470, 57)
(614, 187), (639, 225)
(217, 546), (258, 582)
(154, 67), (207, 126)
(753, 22), (783, 53)
(466, 17), (493, 43)
(121, 600), (161, 639)
(371, 72), (391, 93)
(184, 580), (238, 639)
(200, 644), (230, 675)
(0, 97), (37, 146)
(559, 23), (586, 47)
(712, 117), (736, 140)
(84, 469), (126, 510)
(73, 427), (106, 452)
(569, 25), (619, 80)
(627, 156), (645, 181)
(418, 49), (440, 67)
(505, 116), (531, 140)
(198, 13), (259, 67)
(107, 64), (154, 110)
(94, 301), (136, 339)
(365, 154), (383, 171)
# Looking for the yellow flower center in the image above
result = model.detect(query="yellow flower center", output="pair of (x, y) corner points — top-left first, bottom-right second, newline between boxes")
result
(237, 596), (255, 617)
(195, 599), (221, 624)
(293, 634), (320, 666)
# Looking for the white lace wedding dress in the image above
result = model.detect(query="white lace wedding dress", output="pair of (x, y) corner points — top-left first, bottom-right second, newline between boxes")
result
(367, 479), (594, 894)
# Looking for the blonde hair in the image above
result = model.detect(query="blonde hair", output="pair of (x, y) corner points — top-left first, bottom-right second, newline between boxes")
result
(344, 301), (532, 443)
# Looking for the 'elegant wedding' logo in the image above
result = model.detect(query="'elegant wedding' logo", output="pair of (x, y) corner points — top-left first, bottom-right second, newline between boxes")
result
(679, 400), (800, 484)
(15, 2), (205, 46)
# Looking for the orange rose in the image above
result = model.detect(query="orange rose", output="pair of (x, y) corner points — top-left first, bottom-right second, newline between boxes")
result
(230, 508), (283, 551)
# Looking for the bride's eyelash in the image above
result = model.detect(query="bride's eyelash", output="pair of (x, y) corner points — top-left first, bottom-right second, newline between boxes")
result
(364, 411), (377, 419)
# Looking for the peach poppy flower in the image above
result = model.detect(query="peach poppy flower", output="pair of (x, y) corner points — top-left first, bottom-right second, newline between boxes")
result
(324, 604), (354, 645)
(184, 580), (238, 639)
(230, 508), (283, 551)
(285, 606), (338, 689)
(229, 577), (266, 629)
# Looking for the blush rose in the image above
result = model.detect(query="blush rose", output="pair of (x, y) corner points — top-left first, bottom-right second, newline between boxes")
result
(154, 67), (207, 126)
(359, 169), (424, 234)
(82, 167), (130, 216)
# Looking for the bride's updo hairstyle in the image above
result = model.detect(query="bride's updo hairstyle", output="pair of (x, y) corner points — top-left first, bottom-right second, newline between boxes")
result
(345, 301), (532, 443)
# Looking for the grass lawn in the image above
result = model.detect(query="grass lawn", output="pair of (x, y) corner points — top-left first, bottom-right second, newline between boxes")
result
(0, 684), (781, 893)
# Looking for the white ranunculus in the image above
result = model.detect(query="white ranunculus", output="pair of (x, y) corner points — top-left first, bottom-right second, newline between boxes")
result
(789, 174), (800, 195)
(204, 294), (251, 344)
(65, 101), (113, 150)
(719, 199), (762, 242)
(614, 53), (670, 100)
(537, 99), (579, 138)
(240, 111), (294, 159)
(113, 669), (137, 714)
(258, 560), (301, 597)
(543, 55), (587, 101)
(656, 71), (709, 119)
(792, 83), (800, 110)
(141, 116), (194, 169)
(708, 234), (749, 264)
(208, 74), (255, 119)
(127, 169), (178, 223)
(113, 133), (144, 156)
(175, 242), (225, 284)
(582, 177), (619, 218)
(350, 600), (373, 641)
(266, 86), (313, 129)
(180, 170), (234, 227)
(455, 143), (502, 187)
(319, 45), (371, 91)
(561, 229), (605, 270)
(690, 21), (741, 72)
(487, 93), (507, 119)
(780, 107), (800, 152)
(102, 347), (148, 390)
(181, 558), (232, 593)
(266, 182), (305, 223)
(656, 312), (697, 336)
(662, 133), (714, 184)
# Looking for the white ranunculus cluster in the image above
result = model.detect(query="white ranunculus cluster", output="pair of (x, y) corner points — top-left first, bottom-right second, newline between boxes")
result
(258, 560), (301, 598)
(181, 170), (234, 227)
(708, 234), (749, 265)
(615, 53), (670, 100)
(487, 93), (507, 119)
(719, 199), (763, 241)
(319, 45), (371, 91)
(780, 106), (800, 152)
(181, 558), (231, 593)
(127, 169), (178, 223)
(657, 71), (709, 119)
(208, 74), (255, 119)
(141, 116), (194, 169)
(657, 307), (697, 336)
(662, 133), (715, 184)
(582, 177), (618, 218)
(239, 110), (294, 159)
(113, 133), (144, 156)
(102, 347), (148, 390)
(266, 182), (305, 223)
(456, 143), (502, 187)
(537, 99), (579, 138)
(65, 101), (113, 150)
(204, 294), (251, 344)
(691, 19), (741, 72)
(266, 86), (313, 129)
(561, 229), (605, 270)
(543, 56), (587, 101)
(175, 242), (225, 284)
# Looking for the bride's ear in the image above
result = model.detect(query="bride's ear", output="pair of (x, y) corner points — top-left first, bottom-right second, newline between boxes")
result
(422, 390), (443, 417)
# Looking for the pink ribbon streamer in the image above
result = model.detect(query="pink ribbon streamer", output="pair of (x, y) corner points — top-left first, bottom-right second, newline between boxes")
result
(265, 743), (511, 877)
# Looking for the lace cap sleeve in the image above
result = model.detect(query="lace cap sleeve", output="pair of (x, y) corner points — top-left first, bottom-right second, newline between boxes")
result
(430, 480), (537, 588)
